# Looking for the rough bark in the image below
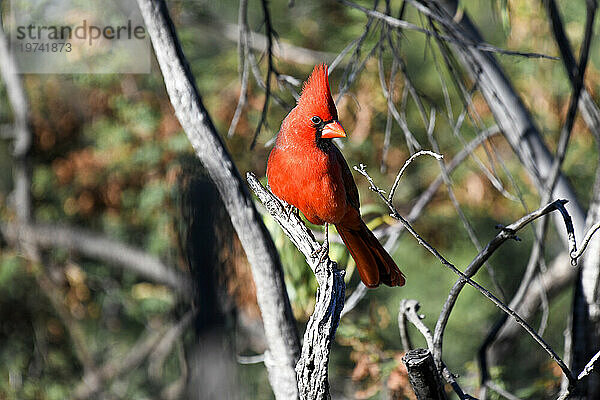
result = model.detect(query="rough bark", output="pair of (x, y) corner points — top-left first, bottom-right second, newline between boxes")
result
(247, 173), (345, 400)
(135, 1), (300, 398)
(425, 0), (586, 239)
(402, 349), (448, 400)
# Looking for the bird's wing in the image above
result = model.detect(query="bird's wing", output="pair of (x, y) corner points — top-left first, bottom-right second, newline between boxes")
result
(332, 145), (360, 212)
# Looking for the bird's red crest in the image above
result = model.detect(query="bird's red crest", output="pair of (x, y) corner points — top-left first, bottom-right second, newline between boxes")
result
(298, 64), (338, 120)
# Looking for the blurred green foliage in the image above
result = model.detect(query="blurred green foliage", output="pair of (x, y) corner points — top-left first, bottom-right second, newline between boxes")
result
(1, 0), (599, 398)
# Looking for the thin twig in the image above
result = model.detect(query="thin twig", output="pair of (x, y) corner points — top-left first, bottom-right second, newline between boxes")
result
(389, 150), (443, 202)
(227, 0), (250, 137)
(340, 0), (559, 59)
(148, 309), (197, 379)
(250, 0), (277, 149)
(382, 126), (500, 249)
(237, 353), (266, 365)
(484, 381), (521, 400)
(0, 222), (193, 297)
(571, 221), (600, 261)
(74, 324), (169, 399)
(354, 164), (577, 387)
(340, 282), (367, 318)
(578, 349), (600, 380)
(545, 0), (600, 143)
(398, 302), (414, 352)
(400, 299), (434, 351)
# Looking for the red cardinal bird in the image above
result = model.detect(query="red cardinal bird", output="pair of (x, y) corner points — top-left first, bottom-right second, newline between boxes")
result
(266, 64), (404, 288)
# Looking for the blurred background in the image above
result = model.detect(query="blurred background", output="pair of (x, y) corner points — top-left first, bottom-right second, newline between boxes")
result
(1, 0), (599, 398)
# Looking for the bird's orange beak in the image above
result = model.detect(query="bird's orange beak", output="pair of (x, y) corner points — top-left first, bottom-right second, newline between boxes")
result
(321, 121), (346, 139)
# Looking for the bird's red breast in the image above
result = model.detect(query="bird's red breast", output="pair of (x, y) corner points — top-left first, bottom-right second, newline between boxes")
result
(266, 64), (405, 288)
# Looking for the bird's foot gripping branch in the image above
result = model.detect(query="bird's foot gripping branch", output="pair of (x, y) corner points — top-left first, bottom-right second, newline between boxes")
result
(246, 172), (345, 399)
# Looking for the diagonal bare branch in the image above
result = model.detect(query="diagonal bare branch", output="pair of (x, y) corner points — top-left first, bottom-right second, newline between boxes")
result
(247, 172), (345, 400)
(355, 163), (577, 388)
(135, 1), (301, 397)
(1, 222), (193, 297)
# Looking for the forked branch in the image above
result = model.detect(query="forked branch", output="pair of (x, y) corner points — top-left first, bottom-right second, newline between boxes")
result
(247, 172), (345, 400)
(354, 163), (578, 389)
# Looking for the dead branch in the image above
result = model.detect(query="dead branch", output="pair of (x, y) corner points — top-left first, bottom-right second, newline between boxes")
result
(355, 163), (577, 389)
(399, 299), (471, 399)
(545, 0), (600, 142)
(227, 0), (250, 138)
(247, 172), (345, 400)
(250, 0), (276, 149)
(398, 300), (414, 352)
(1, 222), (193, 297)
(221, 21), (336, 66)
(0, 11), (104, 382)
(135, 1), (301, 397)
(340, 282), (367, 318)
(402, 348), (448, 400)
(578, 350), (600, 380)
(0, 5), (32, 222)
(417, 0), (587, 241)
(431, 199), (575, 377)
(400, 299), (434, 351)
(341, 0), (557, 59)
(381, 126), (500, 248)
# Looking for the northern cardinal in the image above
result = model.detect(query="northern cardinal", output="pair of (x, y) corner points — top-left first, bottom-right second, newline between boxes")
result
(266, 64), (405, 288)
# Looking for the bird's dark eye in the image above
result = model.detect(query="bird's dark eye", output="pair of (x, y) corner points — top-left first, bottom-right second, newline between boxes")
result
(311, 116), (322, 125)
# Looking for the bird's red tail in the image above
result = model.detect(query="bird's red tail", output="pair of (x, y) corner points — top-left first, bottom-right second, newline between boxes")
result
(336, 221), (405, 288)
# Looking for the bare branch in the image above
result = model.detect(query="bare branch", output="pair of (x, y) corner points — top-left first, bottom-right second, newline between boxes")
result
(0, 10), (102, 383)
(247, 172), (345, 400)
(484, 380), (521, 400)
(1, 222), (193, 297)
(237, 353), (266, 365)
(227, 0), (250, 138)
(431, 198), (575, 375)
(419, 0), (587, 242)
(0, 9), (32, 222)
(382, 125), (500, 248)
(578, 349), (600, 380)
(572, 221), (600, 261)
(221, 22), (336, 66)
(400, 299), (434, 351)
(148, 309), (197, 379)
(340, 282), (367, 318)
(402, 348), (448, 400)
(399, 300), (472, 399)
(250, 0), (277, 149)
(354, 163), (577, 387)
(545, 0), (600, 145)
(389, 149), (443, 203)
(135, 1), (301, 397)
(398, 302), (414, 352)
(340, 0), (558, 59)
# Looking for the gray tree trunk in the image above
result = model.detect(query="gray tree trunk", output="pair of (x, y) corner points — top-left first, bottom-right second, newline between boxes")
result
(135, 1), (301, 398)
